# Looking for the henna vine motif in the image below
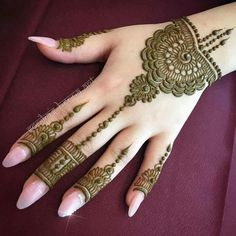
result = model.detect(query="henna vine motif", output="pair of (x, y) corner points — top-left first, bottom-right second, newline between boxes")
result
(74, 145), (131, 202)
(133, 144), (172, 197)
(57, 29), (111, 52)
(18, 103), (87, 155)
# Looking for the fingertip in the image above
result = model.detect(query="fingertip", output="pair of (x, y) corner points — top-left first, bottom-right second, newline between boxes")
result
(127, 191), (144, 217)
(58, 189), (85, 217)
(28, 36), (58, 48)
(2, 145), (30, 168)
(17, 178), (49, 209)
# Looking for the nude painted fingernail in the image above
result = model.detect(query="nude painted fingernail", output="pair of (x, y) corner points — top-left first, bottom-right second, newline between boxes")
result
(28, 36), (58, 48)
(16, 181), (48, 209)
(58, 191), (85, 217)
(128, 192), (144, 217)
(2, 146), (29, 167)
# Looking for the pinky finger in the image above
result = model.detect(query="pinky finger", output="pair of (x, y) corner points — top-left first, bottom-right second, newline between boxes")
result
(126, 135), (174, 217)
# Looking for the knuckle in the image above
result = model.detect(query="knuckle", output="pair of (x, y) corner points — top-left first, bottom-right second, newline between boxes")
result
(99, 75), (123, 91)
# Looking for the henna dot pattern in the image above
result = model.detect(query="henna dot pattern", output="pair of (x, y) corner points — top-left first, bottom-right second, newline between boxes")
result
(133, 144), (172, 197)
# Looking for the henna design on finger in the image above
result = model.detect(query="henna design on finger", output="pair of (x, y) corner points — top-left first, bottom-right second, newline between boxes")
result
(18, 103), (87, 155)
(133, 144), (172, 197)
(74, 145), (131, 202)
(34, 140), (87, 189)
(57, 29), (111, 52)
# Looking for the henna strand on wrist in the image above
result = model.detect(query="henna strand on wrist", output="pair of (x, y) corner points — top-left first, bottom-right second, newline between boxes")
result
(133, 144), (172, 197)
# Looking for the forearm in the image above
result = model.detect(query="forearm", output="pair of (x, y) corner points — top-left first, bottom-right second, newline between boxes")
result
(189, 2), (236, 77)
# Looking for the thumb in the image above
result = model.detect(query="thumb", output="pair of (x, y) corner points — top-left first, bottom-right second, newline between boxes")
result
(28, 30), (114, 64)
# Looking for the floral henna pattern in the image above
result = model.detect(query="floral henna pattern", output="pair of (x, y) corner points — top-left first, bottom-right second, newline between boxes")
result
(133, 144), (172, 197)
(74, 145), (131, 202)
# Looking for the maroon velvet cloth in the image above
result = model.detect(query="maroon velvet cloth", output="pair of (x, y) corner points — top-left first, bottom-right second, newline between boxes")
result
(0, 0), (236, 235)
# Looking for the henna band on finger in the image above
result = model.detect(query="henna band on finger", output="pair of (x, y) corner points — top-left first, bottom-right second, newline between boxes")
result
(18, 103), (87, 155)
(57, 29), (111, 52)
(74, 145), (131, 203)
(34, 140), (87, 189)
(133, 144), (172, 197)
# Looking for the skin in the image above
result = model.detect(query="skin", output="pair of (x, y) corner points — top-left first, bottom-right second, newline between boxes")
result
(2, 2), (236, 218)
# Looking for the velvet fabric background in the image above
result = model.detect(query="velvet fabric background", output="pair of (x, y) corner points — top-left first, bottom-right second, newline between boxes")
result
(0, 0), (235, 235)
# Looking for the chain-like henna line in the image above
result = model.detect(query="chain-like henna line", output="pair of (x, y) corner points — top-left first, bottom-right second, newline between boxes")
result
(34, 140), (87, 189)
(74, 145), (131, 202)
(18, 102), (87, 155)
(57, 29), (111, 52)
(133, 144), (172, 197)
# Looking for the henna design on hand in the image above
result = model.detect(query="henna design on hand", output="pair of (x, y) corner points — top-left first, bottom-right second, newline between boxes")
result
(20, 18), (233, 189)
(133, 144), (172, 197)
(18, 103), (87, 155)
(74, 145), (131, 202)
(57, 29), (111, 52)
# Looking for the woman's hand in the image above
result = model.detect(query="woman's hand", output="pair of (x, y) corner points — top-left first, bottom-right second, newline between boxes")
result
(2, 8), (235, 217)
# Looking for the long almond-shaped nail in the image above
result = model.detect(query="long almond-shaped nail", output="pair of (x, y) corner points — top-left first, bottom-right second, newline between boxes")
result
(58, 191), (85, 217)
(128, 192), (144, 217)
(2, 146), (29, 167)
(28, 36), (58, 48)
(16, 181), (48, 209)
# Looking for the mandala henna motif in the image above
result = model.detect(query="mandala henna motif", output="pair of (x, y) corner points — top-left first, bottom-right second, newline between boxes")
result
(57, 29), (111, 52)
(74, 145), (131, 202)
(133, 144), (172, 197)
(124, 17), (233, 106)
(18, 103), (87, 155)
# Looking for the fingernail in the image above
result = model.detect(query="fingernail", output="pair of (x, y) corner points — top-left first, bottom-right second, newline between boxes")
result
(17, 181), (48, 209)
(28, 36), (58, 48)
(2, 146), (29, 167)
(58, 191), (85, 217)
(128, 192), (144, 217)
